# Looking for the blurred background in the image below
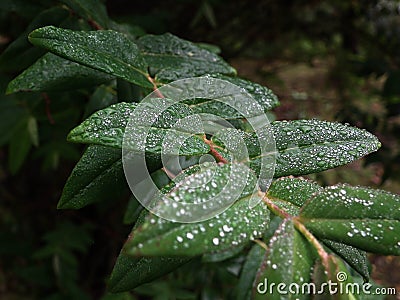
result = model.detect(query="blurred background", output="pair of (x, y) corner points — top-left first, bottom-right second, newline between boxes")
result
(1, 0), (400, 299)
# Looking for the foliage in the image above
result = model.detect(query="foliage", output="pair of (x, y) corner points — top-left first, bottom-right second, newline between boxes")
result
(1, 0), (400, 299)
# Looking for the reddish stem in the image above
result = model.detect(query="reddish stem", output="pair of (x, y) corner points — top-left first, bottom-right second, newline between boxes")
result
(203, 136), (228, 164)
(147, 76), (164, 98)
(42, 93), (55, 125)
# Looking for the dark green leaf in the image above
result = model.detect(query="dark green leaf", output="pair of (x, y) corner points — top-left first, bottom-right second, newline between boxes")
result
(7, 53), (114, 93)
(60, 0), (109, 29)
(137, 33), (236, 82)
(108, 253), (191, 293)
(29, 26), (152, 88)
(8, 119), (32, 174)
(271, 120), (381, 177)
(57, 145), (127, 209)
(0, 7), (69, 72)
(322, 239), (369, 281)
(300, 184), (400, 255)
(235, 244), (265, 300)
(254, 220), (316, 300)
(84, 85), (117, 118)
(266, 177), (322, 216)
(312, 255), (355, 300)
(124, 163), (270, 256)
(67, 102), (210, 156)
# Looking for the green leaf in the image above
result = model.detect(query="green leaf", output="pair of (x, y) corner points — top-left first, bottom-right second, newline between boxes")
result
(183, 74), (279, 119)
(108, 253), (191, 293)
(272, 120), (381, 176)
(322, 239), (369, 281)
(235, 244), (265, 300)
(83, 85), (116, 118)
(7, 53), (114, 93)
(28, 26), (152, 88)
(300, 184), (400, 255)
(59, 0), (109, 29)
(124, 163), (270, 256)
(8, 119), (32, 174)
(253, 220), (316, 300)
(266, 177), (323, 216)
(67, 102), (210, 156)
(137, 33), (236, 82)
(57, 145), (127, 209)
(312, 255), (356, 300)
(0, 6), (70, 72)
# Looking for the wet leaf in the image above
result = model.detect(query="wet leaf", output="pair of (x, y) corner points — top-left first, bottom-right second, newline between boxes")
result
(67, 102), (210, 156)
(7, 53), (114, 93)
(235, 244), (265, 300)
(322, 239), (369, 281)
(237, 120), (381, 177)
(57, 145), (127, 209)
(137, 33), (236, 82)
(29, 26), (152, 88)
(123, 163), (270, 256)
(300, 184), (400, 255)
(253, 219), (316, 300)
(108, 253), (191, 293)
(312, 255), (356, 300)
(266, 177), (322, 216)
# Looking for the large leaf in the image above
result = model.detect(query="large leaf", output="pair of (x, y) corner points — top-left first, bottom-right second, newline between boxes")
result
(7, 53), (114, 93)
(108, 253), (191, 293)
(67, 102), (210, 156)
(28, 26), (152, 88)
(253, 219), (316, 300)
(265, 178), (370, 280)
(300, 184), (400, 255)
(184, 74), (279, 119)
(136, 33), (236, 82)
(123, 163), (270, 256)
(57, 145), (127, 209)
(218, 120), (381, 177)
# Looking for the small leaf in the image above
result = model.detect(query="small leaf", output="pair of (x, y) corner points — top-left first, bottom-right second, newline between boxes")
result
(57, 145), (127, 209)
(8, 119), (32, 174)
(29, 26), (152, 88)
(266, 177), (322, 216)
(137, 33), (236, 82)
(27, 116), (39, 147)
(124, 163), (270, 256)
(322, 239), (369, 281)
(235, 244), (265, 300)
(300, 184), (400, 255)
(108, 253), (191, 293)
(7, 53), (114, 93)
(67, 102), (210, 156)
(253, 219), (316, 300)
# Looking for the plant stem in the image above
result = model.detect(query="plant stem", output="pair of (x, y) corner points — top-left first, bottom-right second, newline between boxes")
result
(293, 218), (329, 266)
(147, 76), (164, 98)
(262, 195), (290, 219)
(202, 136), (228, 164)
